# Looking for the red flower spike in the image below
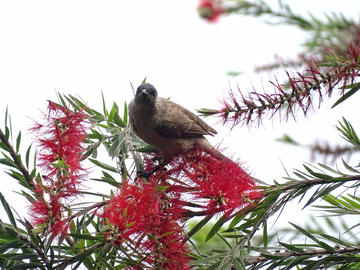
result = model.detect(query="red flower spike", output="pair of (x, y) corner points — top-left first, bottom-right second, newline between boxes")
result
(102, 181), (163, 243)
(102, 180), (190, 269)
(139, 217), (190, 270)
(186, 152), (259, 216)
(197, 0), (224, 22)
(104, 147), (260, 269)
(29, 101), (90, 238)
(209, 42), (360, 128)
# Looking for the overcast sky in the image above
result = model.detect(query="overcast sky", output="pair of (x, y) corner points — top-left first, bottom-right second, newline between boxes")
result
(1, 0), (359, 228)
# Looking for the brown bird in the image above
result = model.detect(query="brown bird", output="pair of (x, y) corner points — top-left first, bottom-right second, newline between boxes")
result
(128, 83), (225, 170)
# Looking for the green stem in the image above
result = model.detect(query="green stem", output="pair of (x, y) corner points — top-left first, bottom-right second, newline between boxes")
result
(0, 128), (34, 188)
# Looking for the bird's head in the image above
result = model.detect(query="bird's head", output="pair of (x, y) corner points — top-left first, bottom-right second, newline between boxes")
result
(135, 83), (158, 105)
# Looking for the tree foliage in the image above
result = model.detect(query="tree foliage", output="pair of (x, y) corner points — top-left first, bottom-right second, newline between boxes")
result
(1, 1), (360, 269)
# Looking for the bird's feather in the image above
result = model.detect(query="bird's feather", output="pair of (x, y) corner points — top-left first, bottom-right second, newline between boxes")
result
(155, 98), (217, 138)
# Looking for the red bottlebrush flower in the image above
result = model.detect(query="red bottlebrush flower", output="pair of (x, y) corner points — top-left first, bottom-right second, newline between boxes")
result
(182, 150), (262, 216)
(102, 174), (190, 268)
(31, 101), (89, 181)
(197, 0), (224, 22)
(29, 101), (90, 238)
(102, 181), (161, 243)
(102, 178), (188, 239)
(29, 196), (69, 237)
(199, 43), (360, 128)
(139, 217), (190, 270)
(104, 148), (259, 268)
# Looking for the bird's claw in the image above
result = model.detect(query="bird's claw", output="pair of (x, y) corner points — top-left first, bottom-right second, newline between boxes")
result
(136, 170), (152, 178)
(136, 165), (162, 178)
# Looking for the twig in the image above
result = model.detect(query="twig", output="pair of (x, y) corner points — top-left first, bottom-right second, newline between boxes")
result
(54, 242), (105, 270)
(0, 128), (34, 188)
(0, 221), (51, 268)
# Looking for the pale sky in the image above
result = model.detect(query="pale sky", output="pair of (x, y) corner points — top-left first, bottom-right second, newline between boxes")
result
(0, 0), (359, 229)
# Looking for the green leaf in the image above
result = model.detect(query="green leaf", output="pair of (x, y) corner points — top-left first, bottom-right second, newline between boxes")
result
(317, 163), (341, 175)
(322, 194), (342, 207)
(8, 253), (38, 260)
(284, 255), (308, 270)
(0, 239), (20, 254)
(289, 222), (319, 243)
(260, 253), (286, 260)
(0, 141), (10, 151)
(91, 177), (119, 187)
(88, 158), (118, 173)
(0, 158), (17, 169)
(331, 83), (360, 108)
(109, 132), (126, 158)
(318, 233), (354, 247)
(341, 195), (360, 210)
(101, 91), (108, 117)
(228, 212), (245, 229)
(5, 105), (9, 128)
(187, 215), (212, 238)
(15, 131), (21, 153)
(123, 101), (128, 125)
(263, 220), (268, 248)
(5, 126), (10, 141)
(136, 145), (158, 153)
(25, 144), (32, 169)
(289, 222), (335, 253)
(188, 252), (225, 266)
(113, 111), (126, 128)
(304, 182), (342, 208)
(68, 233), (101, 241)
(276, 134), (300, 145)
(108, 102), (117, 123)
(279, 242), (304, 253)
(233, 257), (246, 270)
(342, 159), (359, 173)
(90, 115), (106, 123)
(90, 129), (103, 141)
(57, 93), (67, 108)
(206, 215), (229, 242)
(0, 193), (17, 229)
(7, 262), (45, 270)
(336, 118), (360, 151)
(130, 81), (135, 96)
(79, 213), (97, 230)
(97, 256), (117, 270)
(302, 164), (333, 180)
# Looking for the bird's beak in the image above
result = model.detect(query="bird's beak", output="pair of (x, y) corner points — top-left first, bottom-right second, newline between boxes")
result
(136, 88), (154, 104)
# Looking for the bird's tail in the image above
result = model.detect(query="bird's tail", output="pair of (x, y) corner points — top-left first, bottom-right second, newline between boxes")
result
(201, 139), (233, 163)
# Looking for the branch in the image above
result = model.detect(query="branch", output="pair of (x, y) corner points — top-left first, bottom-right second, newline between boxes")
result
(272, 174), (360, 191)
(0, 128), (34, 188)
(199, 43), (360, 127)
(223, 172), (360, 266)
(248, 245), (360, 268)
(0, 221), (51, 268)
(54, 242), (105, 270)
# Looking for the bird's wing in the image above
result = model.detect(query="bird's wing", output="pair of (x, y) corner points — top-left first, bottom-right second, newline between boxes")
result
(155, 98), (217, 138)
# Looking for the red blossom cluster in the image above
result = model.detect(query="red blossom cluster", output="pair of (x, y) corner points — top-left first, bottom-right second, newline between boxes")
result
(29, 101), (89, 238)
(197, 0), (224, 22)
(254, 53), (315, 74)
(309, 140), (356, 164)
(201, 43), (360, 128)
(102, 180), (189, 269)
(101, 149), (262, 269)
(183, 152), (262, 216)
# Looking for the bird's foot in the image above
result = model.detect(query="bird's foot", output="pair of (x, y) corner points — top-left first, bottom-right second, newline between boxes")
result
(136, 165), (162, 178)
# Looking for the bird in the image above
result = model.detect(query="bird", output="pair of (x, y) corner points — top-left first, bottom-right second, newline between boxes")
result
(128, 83), (226, 173)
